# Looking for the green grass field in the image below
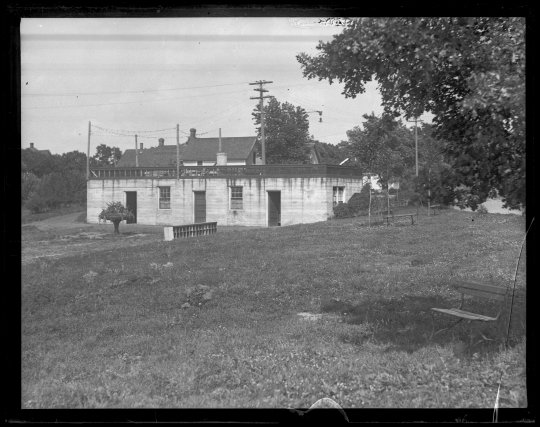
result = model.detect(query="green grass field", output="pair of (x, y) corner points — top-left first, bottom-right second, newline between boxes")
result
(21, 208), (526, 408)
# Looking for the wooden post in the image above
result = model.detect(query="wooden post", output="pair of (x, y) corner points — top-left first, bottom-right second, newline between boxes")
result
(135, 134), (138, 167)
(368, 175), (372, 228)
(86, 121), (91, 180)
(428, 168), (431, 217)
(260, 96), (266, 165)
(176, 124), (180, 179)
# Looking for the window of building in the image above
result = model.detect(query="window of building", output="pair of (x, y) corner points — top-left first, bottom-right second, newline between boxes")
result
(333, 186), (345, 206)
(197, 161), (203, 166)
(159, 186), (171, 209)
(253, 151), (256, 164)
(230, 186), (243, 210)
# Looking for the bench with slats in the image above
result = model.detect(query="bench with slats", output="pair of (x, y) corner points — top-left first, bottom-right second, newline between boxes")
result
(428, 204), (441, 215)
(383, 213), (415, 226)
(430, 281), (508, 349)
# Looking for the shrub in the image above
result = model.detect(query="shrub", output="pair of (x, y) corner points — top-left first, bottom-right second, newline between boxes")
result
(476, 204), (488, 214)
(24, 171), (87, 213)
(21, 172), (40, 203)
(333, 203), (360, 219)
(26, 191), (50, 213)
(348, 183), (372, 211)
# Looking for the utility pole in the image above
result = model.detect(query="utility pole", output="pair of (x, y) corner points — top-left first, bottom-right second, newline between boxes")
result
(176, 124), (180, 179)
(407, 116), (423, 218)
(135, 134), (138, 167)
(86, 121), (91, 180)
(249, 80), (273, 165)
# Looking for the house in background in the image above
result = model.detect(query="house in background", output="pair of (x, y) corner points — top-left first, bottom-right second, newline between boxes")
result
(182, 128), (259, 166)
(28, 142), (52, 156)
(116, 138), (186, 167)
(116, 129), (322, 168)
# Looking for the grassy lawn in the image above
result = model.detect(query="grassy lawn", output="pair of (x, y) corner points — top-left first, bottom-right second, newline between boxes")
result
(21, 208), (527, 408)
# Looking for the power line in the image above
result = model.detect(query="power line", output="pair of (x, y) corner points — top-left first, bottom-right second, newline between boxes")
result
(93, 125), (176, 134)
(22, 80), (320, 98)
(272, 87), (366, 124)
(22, 81), (253, 97)
(178, 100), (252, 128)
(21, 83), (324, 110)
(21, 87), (254, 110)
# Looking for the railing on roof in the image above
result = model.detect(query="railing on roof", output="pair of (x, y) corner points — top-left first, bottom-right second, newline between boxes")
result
(89, 164), (362, 179)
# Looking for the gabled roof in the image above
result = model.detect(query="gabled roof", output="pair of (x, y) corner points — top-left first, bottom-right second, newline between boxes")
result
(28, 147), (52, 156)
(181, 136), (257, 161)
(307, 143), (322, 164)
(116, 145), (186, 167)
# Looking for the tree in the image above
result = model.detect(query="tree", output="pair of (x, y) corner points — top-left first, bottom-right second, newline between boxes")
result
(313, 140), (348, 165)
(93, 144), (122, 167)
(252, 98), (311, 164)
(60, 150), (89, 173)
(98, 202), (134, 234)
(21, 149), (61, 177)
(343, 113), (414, 191)
(21, 172), (39, 204)
(340, 112), (415, 224)
(297, 17), (525, 211)
(25, 171), (87, 213)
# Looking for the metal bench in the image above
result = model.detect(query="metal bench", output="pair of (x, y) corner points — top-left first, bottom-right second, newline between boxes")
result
(430, 281), (508, 349)
(383, 213), (415, 226)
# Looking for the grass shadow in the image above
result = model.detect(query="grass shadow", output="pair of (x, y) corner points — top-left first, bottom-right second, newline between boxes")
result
(323, 293), (526, 358)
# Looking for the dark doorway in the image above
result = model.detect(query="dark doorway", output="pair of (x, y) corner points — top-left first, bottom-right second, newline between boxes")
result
(268, 191), (281, 227)
(194, 191), (206, 223)
(125, 192), (137, 224)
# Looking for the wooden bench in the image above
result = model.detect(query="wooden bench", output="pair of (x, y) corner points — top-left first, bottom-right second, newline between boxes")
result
(428, 204), (442, 215)
(430, 281), (508, 349)
(383, 213), (415, 226)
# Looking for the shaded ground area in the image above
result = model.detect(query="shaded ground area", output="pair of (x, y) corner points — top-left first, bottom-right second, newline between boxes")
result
(320, 291), (526, 357)
(22, 212), (266, 264)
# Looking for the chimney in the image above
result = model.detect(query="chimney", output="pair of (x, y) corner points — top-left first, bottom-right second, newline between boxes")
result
(158, 138), (164, 147)
(190, 128), (196, 140)
(216, 128), (227, 165)
(140, 143), (143, 151)
(30, 143), (34, 149)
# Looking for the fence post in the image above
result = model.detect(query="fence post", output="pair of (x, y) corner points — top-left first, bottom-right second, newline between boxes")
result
(164, 226), (174, 241)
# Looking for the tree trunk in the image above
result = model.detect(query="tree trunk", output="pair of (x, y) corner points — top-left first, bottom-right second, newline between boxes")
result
(113, 219), (121, 234)
(368, 181), (372, 228)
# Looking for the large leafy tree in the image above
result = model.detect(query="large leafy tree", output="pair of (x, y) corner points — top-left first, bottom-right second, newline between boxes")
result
(343, 113), (415, 190)
(297, 17), (525, 210)
(93, 144), (122, 167)
(21, 149), (61, 177)
(60, 150), (91, 173)
(252, 98), (311, 164)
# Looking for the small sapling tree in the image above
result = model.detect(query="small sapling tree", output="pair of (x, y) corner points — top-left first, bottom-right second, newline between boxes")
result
(98, 201), (134, 235)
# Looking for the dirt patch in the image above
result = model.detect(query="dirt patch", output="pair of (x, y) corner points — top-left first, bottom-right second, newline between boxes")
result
(22, 212), (164, 264)
(22, 232), (161, 264)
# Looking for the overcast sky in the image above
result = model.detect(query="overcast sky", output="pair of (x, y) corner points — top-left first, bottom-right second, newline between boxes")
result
(21, 17), (432, 156)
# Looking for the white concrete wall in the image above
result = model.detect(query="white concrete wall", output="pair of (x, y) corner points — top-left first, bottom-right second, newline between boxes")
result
(87, 175), (363, 227)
